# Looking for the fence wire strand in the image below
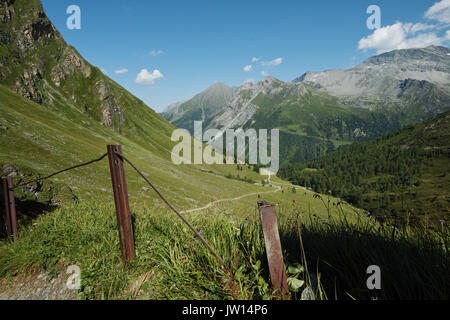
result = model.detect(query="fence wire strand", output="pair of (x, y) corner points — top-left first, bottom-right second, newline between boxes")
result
(9, 153), (108, 190)
(2, 147), (239, 296)
(115, 152), (228, 269)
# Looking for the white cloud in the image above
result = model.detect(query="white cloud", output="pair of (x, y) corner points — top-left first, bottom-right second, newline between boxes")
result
(261, 57), (283, 67)
(101, 68), (107, 74)
(243, 64), (252, 72)
(150, 49), (164, 56)
(251, 57), (260, 62)
(358, 1), (450, 54)
(358, 21), (449, 54)
(261, 70), (268, 76)
(244, 78), (254, 84)
(114, 68), (129, 74)
(135, 69), (164, 85)
(405, 22), (437, 33)
(358, 22), (405, 53)
(425, 0), (450, 23)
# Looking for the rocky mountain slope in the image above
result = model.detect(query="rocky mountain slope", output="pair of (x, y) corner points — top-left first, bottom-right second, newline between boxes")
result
(162, 46), (450, 165)
(161, 82), (234, 133)
(294, 46), (450, 99)
(0, 0), (173, 149)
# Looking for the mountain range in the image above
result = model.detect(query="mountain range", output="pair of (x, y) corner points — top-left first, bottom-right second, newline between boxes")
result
(162, 46), (450, 165)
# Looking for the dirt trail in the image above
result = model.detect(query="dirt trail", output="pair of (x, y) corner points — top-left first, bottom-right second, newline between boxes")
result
(271, 181), (307, 191)
(181, 185), (281, 213)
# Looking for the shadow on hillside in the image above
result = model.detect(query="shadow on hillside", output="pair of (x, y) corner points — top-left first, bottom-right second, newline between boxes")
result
(0, 197), (57, 240)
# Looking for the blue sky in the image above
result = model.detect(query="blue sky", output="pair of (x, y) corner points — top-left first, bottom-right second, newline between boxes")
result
(41, 0), (450, 112)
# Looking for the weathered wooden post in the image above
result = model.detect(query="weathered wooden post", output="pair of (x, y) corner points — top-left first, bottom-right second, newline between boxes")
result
(107, 145), (135, 265)
(1, 177), (17, 241)
(257, 201), (289, 297)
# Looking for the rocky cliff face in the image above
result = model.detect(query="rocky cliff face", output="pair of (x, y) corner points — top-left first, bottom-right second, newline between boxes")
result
(205, 76), (309, 132)
(1, 0), (60, 103)
(0, 0), (146, 132)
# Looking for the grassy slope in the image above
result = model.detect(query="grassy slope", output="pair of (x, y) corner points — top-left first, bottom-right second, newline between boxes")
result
(0, 83), (269, 207)
(0, 81), (365, 220)
(2, 186), (446, 300)
(0, 84), (374, 299)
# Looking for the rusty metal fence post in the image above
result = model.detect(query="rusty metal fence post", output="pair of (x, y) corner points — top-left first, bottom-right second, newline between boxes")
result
(107, 145), (136, 265)
(257, 201), (289, 297)
(1, 177), (17, 241)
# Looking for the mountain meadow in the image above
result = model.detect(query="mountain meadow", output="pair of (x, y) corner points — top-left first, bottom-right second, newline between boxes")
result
(0, 0), (448, 300)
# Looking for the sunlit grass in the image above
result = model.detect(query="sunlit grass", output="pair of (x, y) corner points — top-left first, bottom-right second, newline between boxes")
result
(0, 194), (447, 300)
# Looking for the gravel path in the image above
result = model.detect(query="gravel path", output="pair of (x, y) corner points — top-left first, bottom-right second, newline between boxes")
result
(0, 271), (78, 300)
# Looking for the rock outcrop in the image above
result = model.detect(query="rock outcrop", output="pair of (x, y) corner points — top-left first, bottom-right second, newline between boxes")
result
(0, 0), (130, 131)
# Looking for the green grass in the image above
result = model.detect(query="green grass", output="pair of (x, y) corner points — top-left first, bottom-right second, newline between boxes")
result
(0, 81), (393, 300)
(0, 195), (447, 300)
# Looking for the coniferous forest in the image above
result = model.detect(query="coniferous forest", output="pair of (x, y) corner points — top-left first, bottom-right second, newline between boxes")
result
(279, 111), (450, 229)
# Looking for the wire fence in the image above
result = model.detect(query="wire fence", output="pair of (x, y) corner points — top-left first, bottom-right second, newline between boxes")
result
(1, 144), (291, 296)
(9, 153), (108, 190)
(117, 152), (227, 268)
(1, 146), (228, 270)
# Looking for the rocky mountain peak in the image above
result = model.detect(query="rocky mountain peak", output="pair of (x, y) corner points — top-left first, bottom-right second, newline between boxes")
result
(258, 76), (281, 86)
(360, 46), (450, 77)
(292, 46), (450, 99)
(209, 81), (231, 90)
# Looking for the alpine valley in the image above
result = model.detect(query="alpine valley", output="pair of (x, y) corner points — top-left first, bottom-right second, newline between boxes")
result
(162, 46), (450, 165)
(0, 0), (449, 301)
